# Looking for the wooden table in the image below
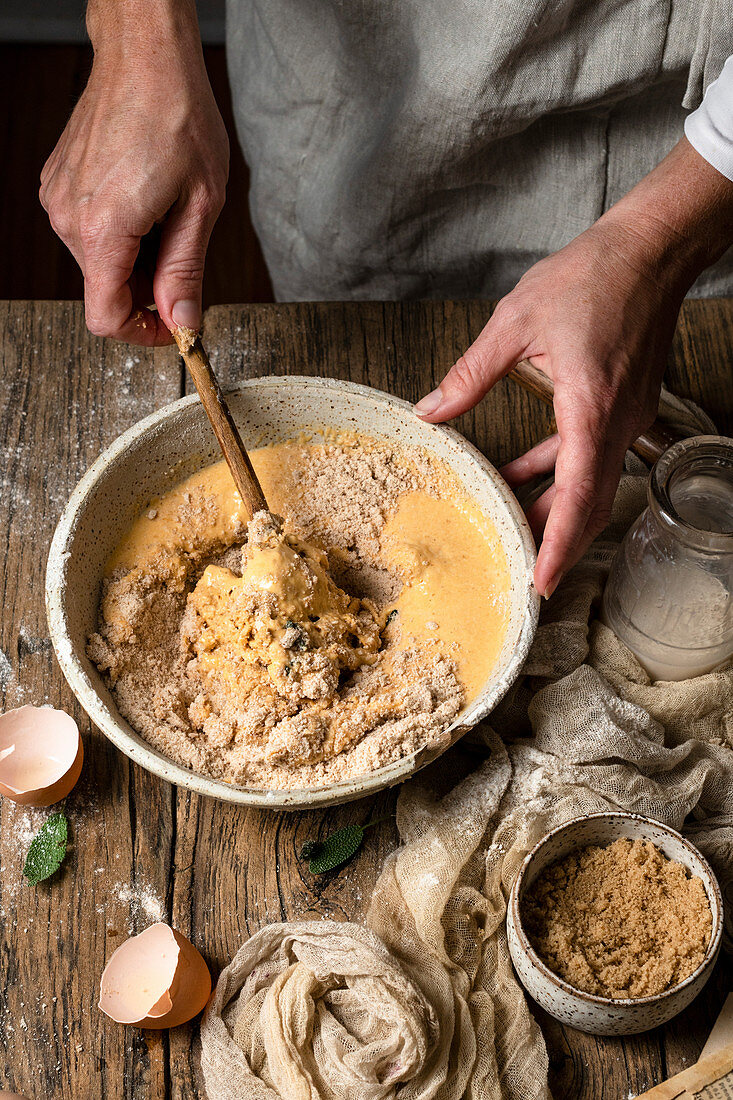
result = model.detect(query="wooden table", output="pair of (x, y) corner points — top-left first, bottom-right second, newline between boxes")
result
(1, 299), (732, 1100)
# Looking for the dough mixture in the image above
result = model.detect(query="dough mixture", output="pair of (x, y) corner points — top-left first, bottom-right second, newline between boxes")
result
(89, 435), (509, 789)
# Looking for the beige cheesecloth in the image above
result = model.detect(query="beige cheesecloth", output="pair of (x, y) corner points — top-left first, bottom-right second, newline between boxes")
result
(200, 393), (733, 1100)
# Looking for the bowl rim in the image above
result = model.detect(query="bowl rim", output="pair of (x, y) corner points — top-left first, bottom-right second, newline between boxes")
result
(508, 810), (724, 1008)
(46, 374), (540, 809)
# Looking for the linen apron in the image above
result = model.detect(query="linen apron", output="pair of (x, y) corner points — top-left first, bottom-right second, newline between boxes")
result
(225, 0), (733, 301)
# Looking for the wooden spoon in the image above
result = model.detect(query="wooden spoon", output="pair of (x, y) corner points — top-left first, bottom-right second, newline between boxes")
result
(508, 359), (679, 465)
(173, 327), (268, 518)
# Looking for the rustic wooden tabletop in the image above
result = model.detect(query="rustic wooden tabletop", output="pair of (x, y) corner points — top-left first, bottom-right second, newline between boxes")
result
(1, 299), (732, 1100)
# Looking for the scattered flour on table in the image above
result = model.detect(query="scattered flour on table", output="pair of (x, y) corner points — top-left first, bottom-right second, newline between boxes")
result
(0, 806), (50, 916)
(113, 881), (166, 929)
(0, 649), (14, 691)
(1, 807), (46, 858)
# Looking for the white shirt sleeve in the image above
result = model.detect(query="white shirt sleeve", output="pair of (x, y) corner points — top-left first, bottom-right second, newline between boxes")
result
(685, 54), (733, 181)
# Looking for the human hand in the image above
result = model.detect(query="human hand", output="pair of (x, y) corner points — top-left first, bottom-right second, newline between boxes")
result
(416, 222), (677, 597)
(415, 139), (733, 598)
(39, 1), (229, 345)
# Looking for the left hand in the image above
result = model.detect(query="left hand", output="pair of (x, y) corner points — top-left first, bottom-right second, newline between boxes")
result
(416, 137), (733, 599)
(415, 219), (684, 598)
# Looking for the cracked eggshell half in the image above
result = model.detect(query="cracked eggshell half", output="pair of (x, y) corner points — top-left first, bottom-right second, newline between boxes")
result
(0, 705), (83, 806)
(99, 922), (211, 1028)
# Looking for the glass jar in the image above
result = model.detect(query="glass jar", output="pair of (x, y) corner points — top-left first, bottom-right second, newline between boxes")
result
(602, 436), (733, 681)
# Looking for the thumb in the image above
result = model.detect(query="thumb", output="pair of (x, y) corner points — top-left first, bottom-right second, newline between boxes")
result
(153, 195), (218, 333)
(414, 302), (527, 422)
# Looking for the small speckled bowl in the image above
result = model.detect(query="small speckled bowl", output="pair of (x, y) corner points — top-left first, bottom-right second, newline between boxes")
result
(46, 376), (539, 810)
(506, 812), (723, 1035)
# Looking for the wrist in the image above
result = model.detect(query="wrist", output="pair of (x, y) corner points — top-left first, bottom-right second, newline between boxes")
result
(600, 137), (733, 292)
(87, 0), (203, 70)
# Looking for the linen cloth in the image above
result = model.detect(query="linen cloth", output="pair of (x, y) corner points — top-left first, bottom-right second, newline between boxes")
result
(200, 392), (733, 1100)
(226, 0), (733, 301)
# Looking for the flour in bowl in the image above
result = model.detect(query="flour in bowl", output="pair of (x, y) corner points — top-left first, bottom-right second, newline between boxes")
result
(88, 436), (509, 789)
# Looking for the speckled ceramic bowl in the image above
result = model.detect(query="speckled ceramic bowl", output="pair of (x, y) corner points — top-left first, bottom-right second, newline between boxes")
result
(46, 375), (539, 809)
(507, 812), (723, 1036)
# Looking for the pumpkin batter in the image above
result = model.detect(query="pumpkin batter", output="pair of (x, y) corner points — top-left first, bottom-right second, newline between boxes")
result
(89, 435), (509, 789)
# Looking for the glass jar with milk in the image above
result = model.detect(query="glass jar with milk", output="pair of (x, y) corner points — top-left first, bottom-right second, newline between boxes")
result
(602, 436), (733, 681)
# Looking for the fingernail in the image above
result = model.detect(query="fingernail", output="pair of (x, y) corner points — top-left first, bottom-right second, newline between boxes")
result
(414, 387), (443, 416)
(543, 575), (561, 600)
(171, 300), (201, 330)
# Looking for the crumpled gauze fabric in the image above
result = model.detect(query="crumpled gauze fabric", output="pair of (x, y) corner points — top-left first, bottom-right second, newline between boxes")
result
(200, 392), (732, 1100)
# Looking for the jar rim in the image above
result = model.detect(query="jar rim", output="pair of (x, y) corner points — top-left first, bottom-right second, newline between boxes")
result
(649, 435), (733, 551)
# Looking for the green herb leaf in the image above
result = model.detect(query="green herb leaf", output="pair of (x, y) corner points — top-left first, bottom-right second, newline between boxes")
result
(23, 813), (68, 886)
(307, 824), (365, 874)
(303, 816), (391, 875)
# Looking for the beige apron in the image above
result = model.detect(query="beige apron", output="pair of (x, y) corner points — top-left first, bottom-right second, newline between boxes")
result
(226, 0), (733, 301)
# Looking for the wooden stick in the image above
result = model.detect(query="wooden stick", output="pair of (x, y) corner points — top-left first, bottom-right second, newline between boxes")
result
(507, 359), (680, 465)
(173, 327), (268, 518)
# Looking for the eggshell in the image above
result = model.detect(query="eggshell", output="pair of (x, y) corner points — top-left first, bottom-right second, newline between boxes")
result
(0, 705), (83, 806)
(99, 922), (211, 1028)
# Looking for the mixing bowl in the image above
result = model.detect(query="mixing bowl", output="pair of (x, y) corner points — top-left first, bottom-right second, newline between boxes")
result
(46, 376), (539, 809)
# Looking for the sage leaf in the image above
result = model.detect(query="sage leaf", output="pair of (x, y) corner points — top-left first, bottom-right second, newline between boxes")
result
(301, 816), (390, 875)
(306, 824), (366, 874)
(23, 812), (68, 886)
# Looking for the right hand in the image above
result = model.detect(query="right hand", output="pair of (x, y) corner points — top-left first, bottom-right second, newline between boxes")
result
(40, 25), (229, 345)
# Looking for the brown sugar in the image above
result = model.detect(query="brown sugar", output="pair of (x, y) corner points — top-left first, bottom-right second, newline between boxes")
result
(521, 837), (712, 999)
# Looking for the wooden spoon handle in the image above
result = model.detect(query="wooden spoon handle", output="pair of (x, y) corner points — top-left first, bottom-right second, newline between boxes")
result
(507, 358), (680, 465)
(173, 327), (268, 518)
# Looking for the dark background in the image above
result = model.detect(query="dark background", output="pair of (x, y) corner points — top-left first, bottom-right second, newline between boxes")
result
(0, 2), (275, 304)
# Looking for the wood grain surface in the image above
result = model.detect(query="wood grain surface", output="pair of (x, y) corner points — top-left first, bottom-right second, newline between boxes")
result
(0, 298), (731, 1100)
